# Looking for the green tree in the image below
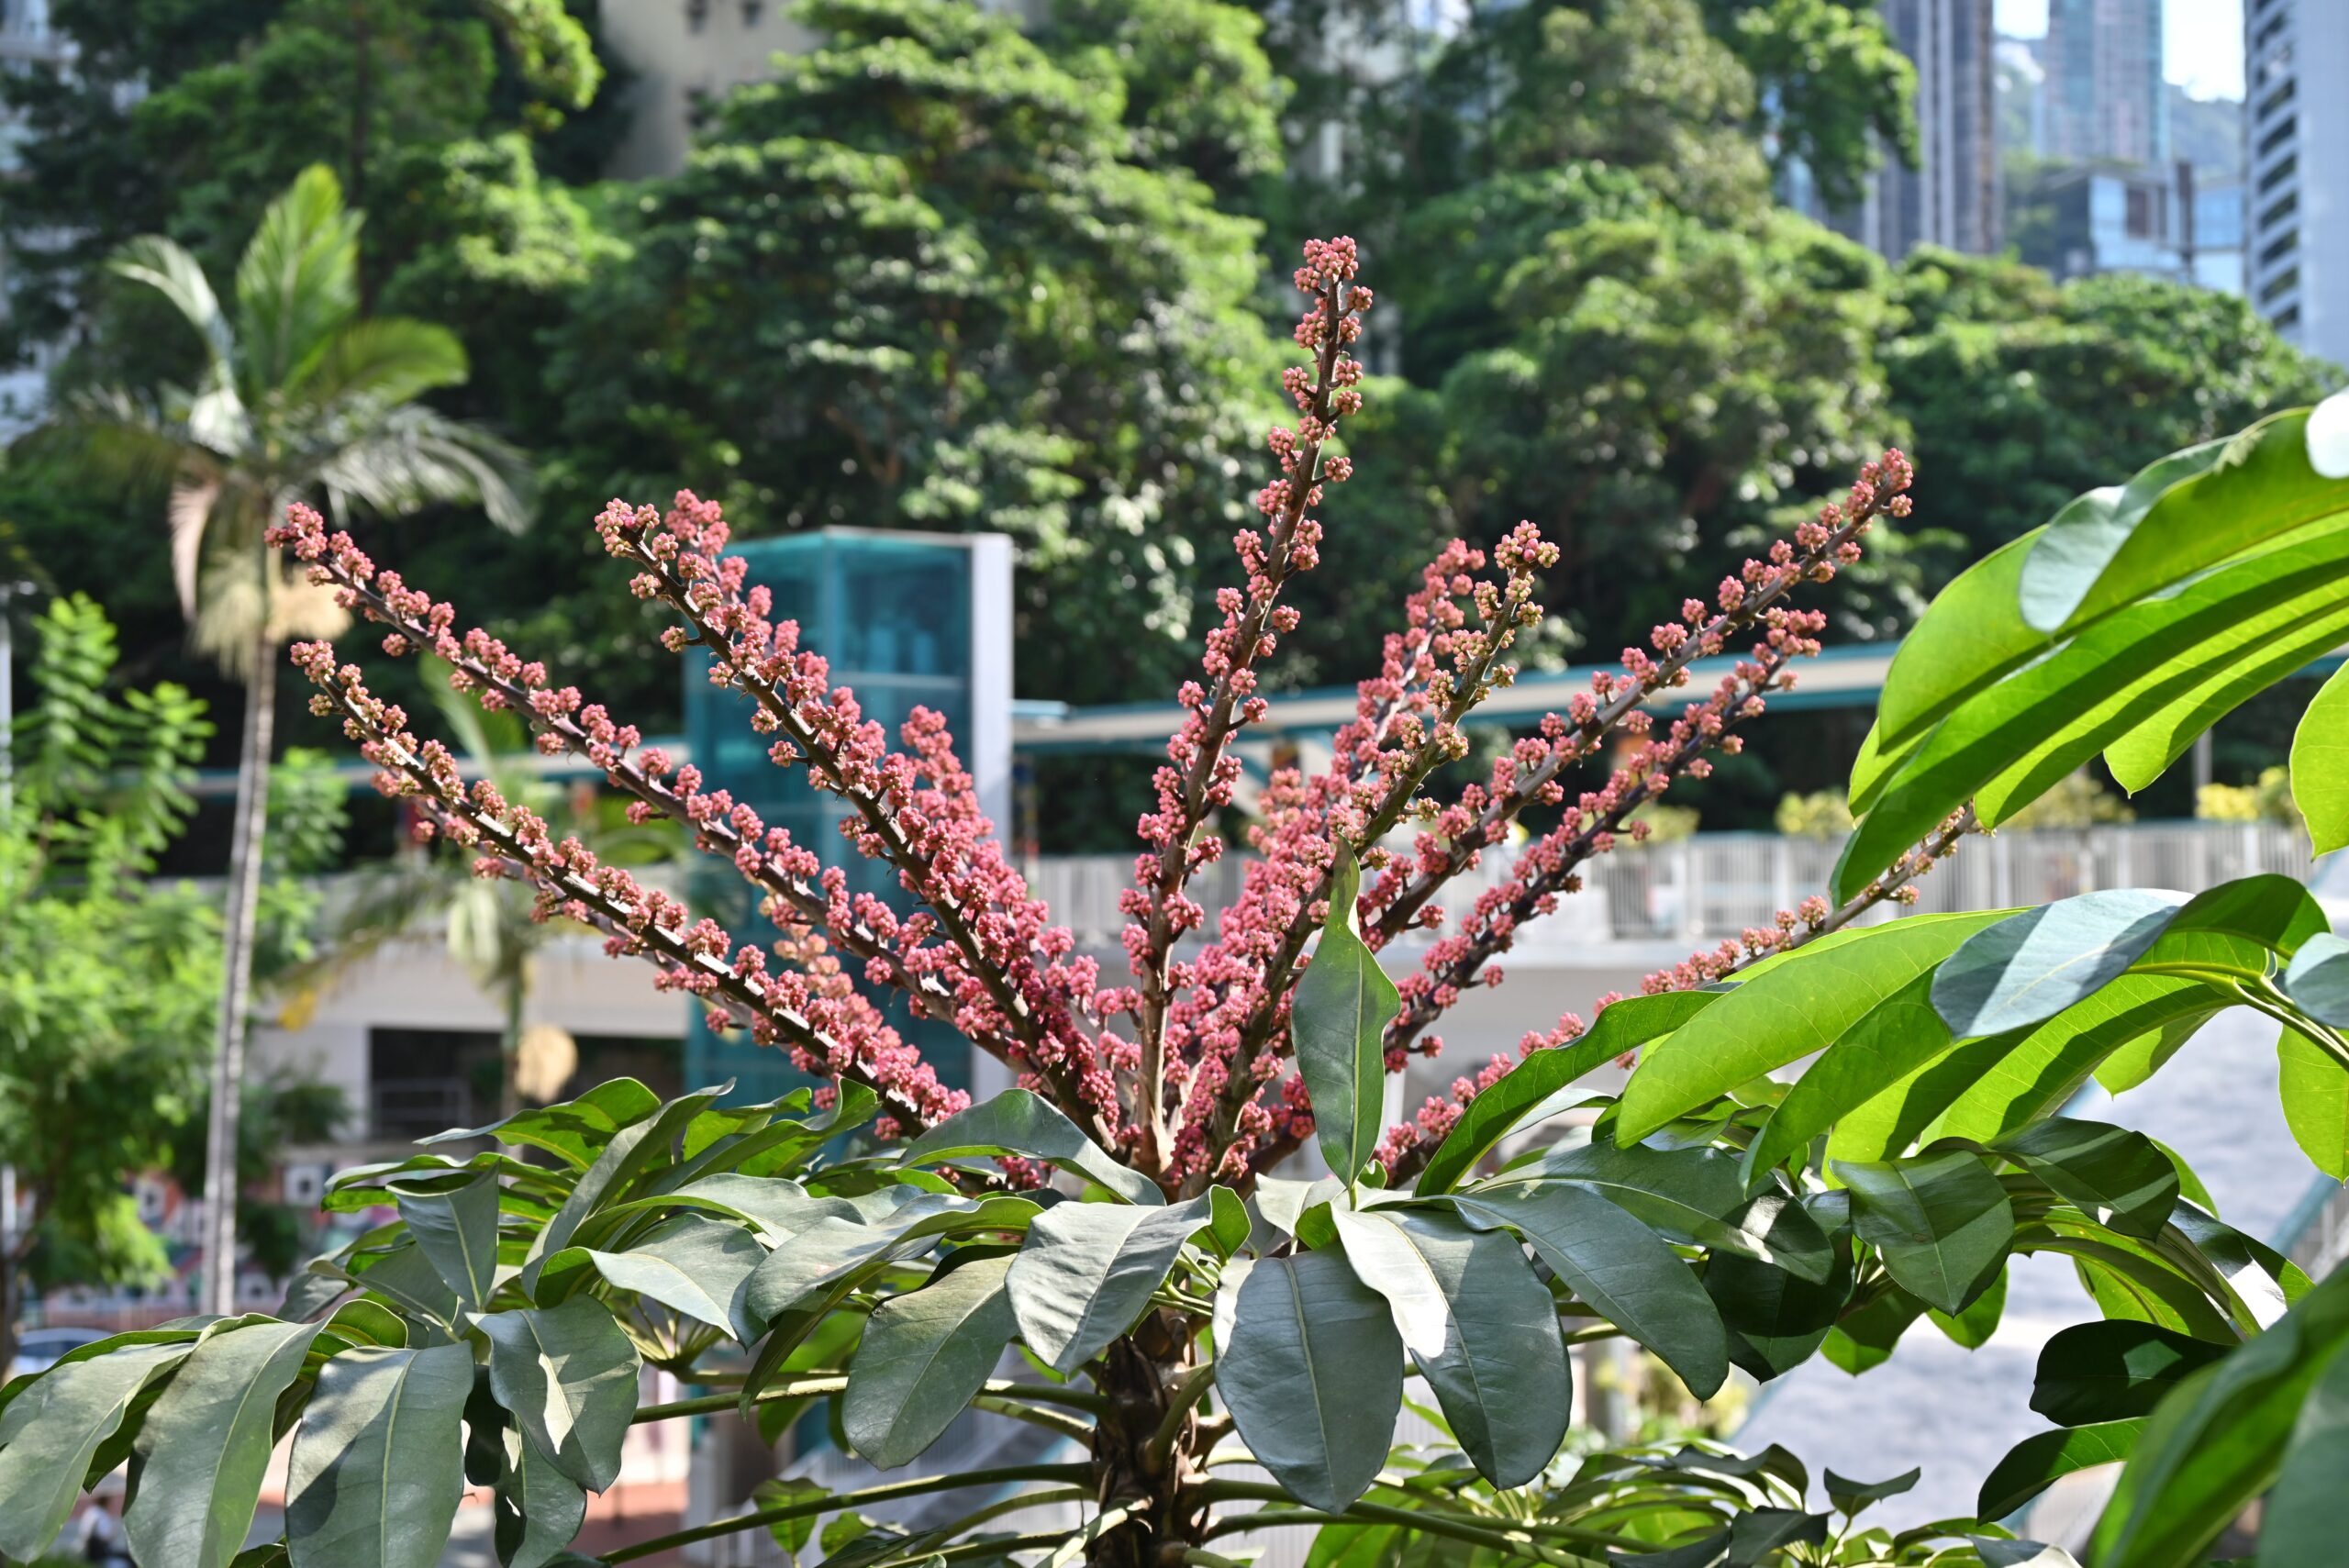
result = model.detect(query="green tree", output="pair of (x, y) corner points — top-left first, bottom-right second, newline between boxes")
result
(549, 0), (1286, 705)
(0, 595), (217, 1371)
(42, 165), (529, 1316)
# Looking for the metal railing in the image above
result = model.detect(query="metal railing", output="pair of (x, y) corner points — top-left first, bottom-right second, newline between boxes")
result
(1024, 821), (2316, 955)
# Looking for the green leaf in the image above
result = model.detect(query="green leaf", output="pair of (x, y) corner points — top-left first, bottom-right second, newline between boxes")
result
(1837, 1151), (2014, 1316)
(125, 1318), (334, 1568)
(1849, 716), (1932, 816)
(2017, 437), (2233, 633)
(349, 1239), (464, 1328)
(1449, 1183), (1728, 1398)
(843, 1253), (1018, 1468)
(422, 1078), (663, 1167)
(2091, 1260), (2349, 1567)
(640, 1174), (863, 1242)
(1742, 971), (1954, 1186)
(1932, 892), (2189, 1039)
(522, 1084), (734, 1294)
(481, 1299), (643, 1492)
(742, 1195), (1039, 1331)
(1291, 842), (1399, 1184)
(1978, 1420), (2143, 1520)
(2254, 1332), (2349, 1567)
(2036, 407), (2349, 634)
(2279, 1025), (2349, 1179)
(494, 1429), (588, 1568)
(2293, 662), (2349, 854)
(2104, 603), (2349, 794)
(541, 1215), (766, 1343)
(1007, 1195), (1214, 1374)
(897, 1089), (1163, 1206)
(1929, 1265), (2007, 1348)
(286, 1341), (473, 1568)
(0, 1340), (195, 1558)
(1216, 1248), (1405, 1513)
(1824, 1466), (1920, 1517)
(1838, 517), (2349, 900)
(1872, 529), (2045, 753)
(1519, 1140), (1831, 1282)
(1330, 1208), (1571, 1487)
(1703, 1247), (1854, 1383)
(2284, 934), (2349, 1028)
(2132, 874), (2332, 973)
(1992, 1118), (2180, 1239)
(1619, 912), (2010, 1144)
(1417, 991), (1718, 1194)
(1820, 1289), (1923, 1375)
(2029, 1321), (2230, 1428)
(394, 1171), (504, 1310)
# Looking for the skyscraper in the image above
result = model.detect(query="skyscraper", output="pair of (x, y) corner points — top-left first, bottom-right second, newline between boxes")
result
(1801, 0), (1999, 260)
(2043, 0), (2169, 167)
(2245, 0), (2349, 367)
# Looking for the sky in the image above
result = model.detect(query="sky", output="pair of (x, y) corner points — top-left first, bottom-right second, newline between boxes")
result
(1992, 0), (2245, 100)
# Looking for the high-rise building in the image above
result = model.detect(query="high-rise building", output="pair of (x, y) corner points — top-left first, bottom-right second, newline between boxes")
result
(2043, 0), (2168, 167)
(1794, 0), (1998, 261)
(2245, 0), (2348, 368)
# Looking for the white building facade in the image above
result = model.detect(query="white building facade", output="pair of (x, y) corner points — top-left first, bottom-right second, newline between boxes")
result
(2245, 0), (2349, 368)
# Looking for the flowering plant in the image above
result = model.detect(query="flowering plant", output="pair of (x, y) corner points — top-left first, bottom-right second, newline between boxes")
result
(3, 244), (2347, 1568)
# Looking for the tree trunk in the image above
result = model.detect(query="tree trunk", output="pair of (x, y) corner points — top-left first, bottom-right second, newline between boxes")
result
(498, 979), (524, 1123)
(199, 628), (276, 1317)
(1088, 1315), (1209, 1568)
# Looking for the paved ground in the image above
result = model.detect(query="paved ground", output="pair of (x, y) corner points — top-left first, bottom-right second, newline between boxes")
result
(1734, 1006), (2331, 1533)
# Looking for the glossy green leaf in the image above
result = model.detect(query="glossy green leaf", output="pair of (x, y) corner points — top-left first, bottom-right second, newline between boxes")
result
(1743, 971), (1954, 1187)
(2254, 1332), (2349, 1567)
(2092, 1260), (2349, 1568)
(1993, 1118), (2179, 1239)
(481, 1299), (643, 1492)
(898, 1089), (1162, 1206)
(1703, 1247), (1854, 1383)
(1979, 1420), (2143, 1520)
(1520, 1140), (1831, 1282)
(1872, 530), (2045, 753)
(2171, 1205), (2310, 1327)
(2284, 934), (2349, 1028)
(286, 1341), (473, 1568)
(2292, 662), (2349, 855)
(348, 1240), (464, 1328)
(126, 1318), (334, 1568)
(394, 1172), (504, 1310)
(644, 1174), (861, 1242)
(1838, 1151), (2014, 1316)
(2105, 602), (2349, 794)
(2029, 1321), (2230, 1428)
(1932, 892), (2188, 1039)
(1849, 715), (1932, 816)
(1449, 1183), (1728, 1399)
(523, 1084), (733, 1294)
(1291, 842), (1398, 1184)
(844, 1253), (1018, 1468)
(494, 1429), (588, 1568)
(420, 1077), (662, 1167)
(0, 1340), (195, 1558)
(1839, 519), (2349, 900)
(2132, 874), (2331, 973)
(1618, 912), (2009, 1143)
(1216, 1248), (1405, 1513)
(743, 1195), (1038, 1330)
(2277, 1025), (2349, 1180)
(2017, 438), (2232, 632)
(1417, 991), (1718, 1194)
(1820, 1289), (1923, 1375)
(541, 1214), (765, 1343)
(1929, 1265), (2007, 1348)
(1825, 1466), (1920, 1516)
(1331, 1207), (1570, 1486)
(2041, 407), (2349, 633)
(1007, 1195), (1214, 1374)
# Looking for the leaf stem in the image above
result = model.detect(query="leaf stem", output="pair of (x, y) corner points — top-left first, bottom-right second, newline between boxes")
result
(602, 1465), (1093, 1562)
(633, 1375), (1110, 1425)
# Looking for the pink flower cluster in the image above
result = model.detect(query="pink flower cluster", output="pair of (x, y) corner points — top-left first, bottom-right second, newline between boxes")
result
(267, 240), (1943, 1195)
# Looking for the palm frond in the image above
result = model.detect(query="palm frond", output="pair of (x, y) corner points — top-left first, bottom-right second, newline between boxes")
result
(292, 316), (470, 412)
(190, 541), (351, 677)
(234, 164), (362, 395)
(107, 235), (237, 380)
(315, 404), (536, 533)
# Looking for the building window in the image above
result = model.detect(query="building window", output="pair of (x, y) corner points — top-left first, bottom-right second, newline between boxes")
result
(742, 0), (763, 21)
(685, 0), (708, 31)
(2257, 77), (2297, 122)
(2259, 154), (2297, 195)
(2261, 266), (2299, 306)
(2255, 12), (2288, 52)
(2273, 305), (2300, 332)
(2257, 115), (2296, 161)
(2259, 193), (2299, 231)
(2124, 185), (2167, 241)
(2258, 229), (2299, 268)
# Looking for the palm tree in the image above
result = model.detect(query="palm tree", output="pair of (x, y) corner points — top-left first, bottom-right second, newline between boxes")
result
(48, 165), (530, 1312)
(302, 668), (673, 1126)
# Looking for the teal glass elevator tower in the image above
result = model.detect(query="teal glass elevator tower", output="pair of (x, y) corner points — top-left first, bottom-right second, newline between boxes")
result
(681, 528), (1012, 1102)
